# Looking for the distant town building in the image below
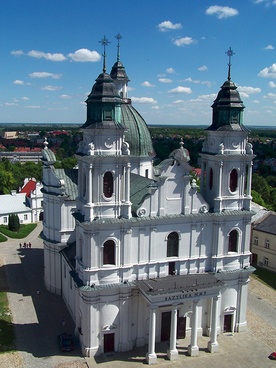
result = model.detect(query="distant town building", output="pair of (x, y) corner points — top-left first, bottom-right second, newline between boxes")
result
(0, 131), (18, 139)
(251, 211), (276, 272)
(42, 45), (255, 363)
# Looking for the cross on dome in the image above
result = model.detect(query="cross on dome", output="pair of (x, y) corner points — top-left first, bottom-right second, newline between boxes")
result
(225, 47), (235, 81)
(99, 35), (111, 73)
(115, 33), (122, 62)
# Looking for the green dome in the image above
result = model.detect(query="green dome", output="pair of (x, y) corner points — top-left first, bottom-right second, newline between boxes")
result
(121, 102), (155, 158)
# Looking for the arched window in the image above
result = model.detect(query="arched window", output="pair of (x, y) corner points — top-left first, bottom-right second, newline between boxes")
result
(209, 168), (213, 190)
(229, 169), (238, 192)
(228, 229), (238, 252)
(103, 240), (115, 265)
(103, 172), (113, 198)
(167, 232), (179, 257)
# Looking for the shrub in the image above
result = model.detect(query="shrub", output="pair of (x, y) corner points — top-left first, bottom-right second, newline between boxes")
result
(8, 214), (20, 232)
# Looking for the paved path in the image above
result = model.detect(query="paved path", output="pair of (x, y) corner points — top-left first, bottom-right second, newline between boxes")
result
(1, 223), (276, 368)
(0, 222), (87, 368)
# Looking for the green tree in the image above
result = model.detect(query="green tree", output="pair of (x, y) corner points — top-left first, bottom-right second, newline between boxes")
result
(8, 214), (20, 231)
(0, 169), (16, 194)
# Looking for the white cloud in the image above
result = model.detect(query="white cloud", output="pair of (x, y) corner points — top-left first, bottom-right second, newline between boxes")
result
(184, 77), (200, 84)
(173, 37), (195, 46)
(198, 93), (217, 100)
(24, 105), (41, 109)
(5, 102), (18, 106)
(254, 0), (276, 6)
(67, 49), (101, 62)
(205, 6), (238, 19)
(13, 80), (25, 85)
(21, 97), (29, 100)
(131, 97), (157, 104)
(11, 50), (24, 56)
(264, 44), (274, 50)
(258, 63), (276, 78)
(60, 94), (72, 99)
(265, 92), (276, 98)
(159, 78), (172, 83)
(152, 106), (160, 109)
(41, 85), (62, 91)
(198, 65), (208, 71)
(166, 67), (175, 74)
(141, 81), (155, 87)
(157, 20), (182, 32)
(29, 72), (62, 79)
(269, 81), (276, 88)
(168, 86), (192, 94)
(238, 86), (261, 94)
(28, 50), (66, 61)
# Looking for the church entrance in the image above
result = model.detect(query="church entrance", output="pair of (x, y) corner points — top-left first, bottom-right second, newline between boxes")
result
(224, 314), (232, 333)
(161, 311), (186, 341)
(104, 333), (114, 353)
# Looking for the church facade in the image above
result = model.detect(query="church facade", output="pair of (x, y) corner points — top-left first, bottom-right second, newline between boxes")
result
(42, 43), (255, 363)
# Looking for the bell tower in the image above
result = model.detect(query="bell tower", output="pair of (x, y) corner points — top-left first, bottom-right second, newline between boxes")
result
(75, 36), (132, 222)
(200, 48), (255, 213)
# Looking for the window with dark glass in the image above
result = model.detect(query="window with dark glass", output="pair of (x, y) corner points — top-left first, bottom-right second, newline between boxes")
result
(228, 229), (238, 252)
(103, 172), (113, 198)
(209, 168), (213, 190)
(167, 232), (179, 257)
(229, 169), (238, 192)
(103, 240), (115, 265)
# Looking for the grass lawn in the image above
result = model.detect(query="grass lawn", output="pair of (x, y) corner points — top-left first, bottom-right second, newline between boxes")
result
(0, 233), (7, 243)
(0, 223), (37, 240)
(0, 262), (15, 352)
(250, 266), (276, 290)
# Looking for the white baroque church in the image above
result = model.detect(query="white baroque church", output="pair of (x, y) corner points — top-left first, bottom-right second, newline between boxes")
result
(42, 41), (255, 363)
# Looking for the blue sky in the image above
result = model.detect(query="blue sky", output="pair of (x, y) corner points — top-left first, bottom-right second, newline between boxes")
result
(1, 0), (276, 127)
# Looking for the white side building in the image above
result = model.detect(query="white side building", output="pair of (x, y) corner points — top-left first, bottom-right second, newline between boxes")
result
(42, 47), (255, 363)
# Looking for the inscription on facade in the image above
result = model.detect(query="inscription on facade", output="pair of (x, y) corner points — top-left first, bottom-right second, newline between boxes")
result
(165, 291), (207, 302)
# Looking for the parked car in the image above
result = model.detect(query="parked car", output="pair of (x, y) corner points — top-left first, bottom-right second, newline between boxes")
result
(269, 352), (276, 360)
(57, 333), (74, 352)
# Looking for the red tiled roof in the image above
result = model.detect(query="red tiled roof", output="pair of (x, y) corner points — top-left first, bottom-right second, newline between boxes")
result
(20, 180), (36, 197)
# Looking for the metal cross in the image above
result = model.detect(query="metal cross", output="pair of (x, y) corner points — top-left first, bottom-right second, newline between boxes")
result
(115, 33), (122, 61)
(226, 47), (235, 66)
(225, 47), (235, 81)
(99, 36), (110, 72)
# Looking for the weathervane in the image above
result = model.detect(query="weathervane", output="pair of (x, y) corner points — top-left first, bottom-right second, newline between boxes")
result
(225, 47), (235, 81)
(99, 35), (110, 73)
(115, 33), (122, 62)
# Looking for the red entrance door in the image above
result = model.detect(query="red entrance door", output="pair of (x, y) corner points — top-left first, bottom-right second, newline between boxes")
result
(104, 333), (114, 353)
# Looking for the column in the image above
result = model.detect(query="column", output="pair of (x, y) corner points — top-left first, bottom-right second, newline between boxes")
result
(167, 305), (178, 360)
(246, 162), (253, 197)
(208, 296), (219, 353)
(146, 307), (157, 365)
(188, 300), (199, 356)
(87, 163), (93, 203)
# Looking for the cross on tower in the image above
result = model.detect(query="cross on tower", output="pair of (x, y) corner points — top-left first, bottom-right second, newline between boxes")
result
(115, 33), (122, 62)
(225, 47), (235, 81)
(99, 36), (111, 73)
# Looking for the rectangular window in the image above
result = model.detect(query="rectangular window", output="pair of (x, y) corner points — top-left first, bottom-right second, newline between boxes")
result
(254, 236), (258, 245)
(24, 214), (28, 220)
(264, 258), (269, 266)
(265, 239), (270, 248)
(3, 217), (8, 224)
